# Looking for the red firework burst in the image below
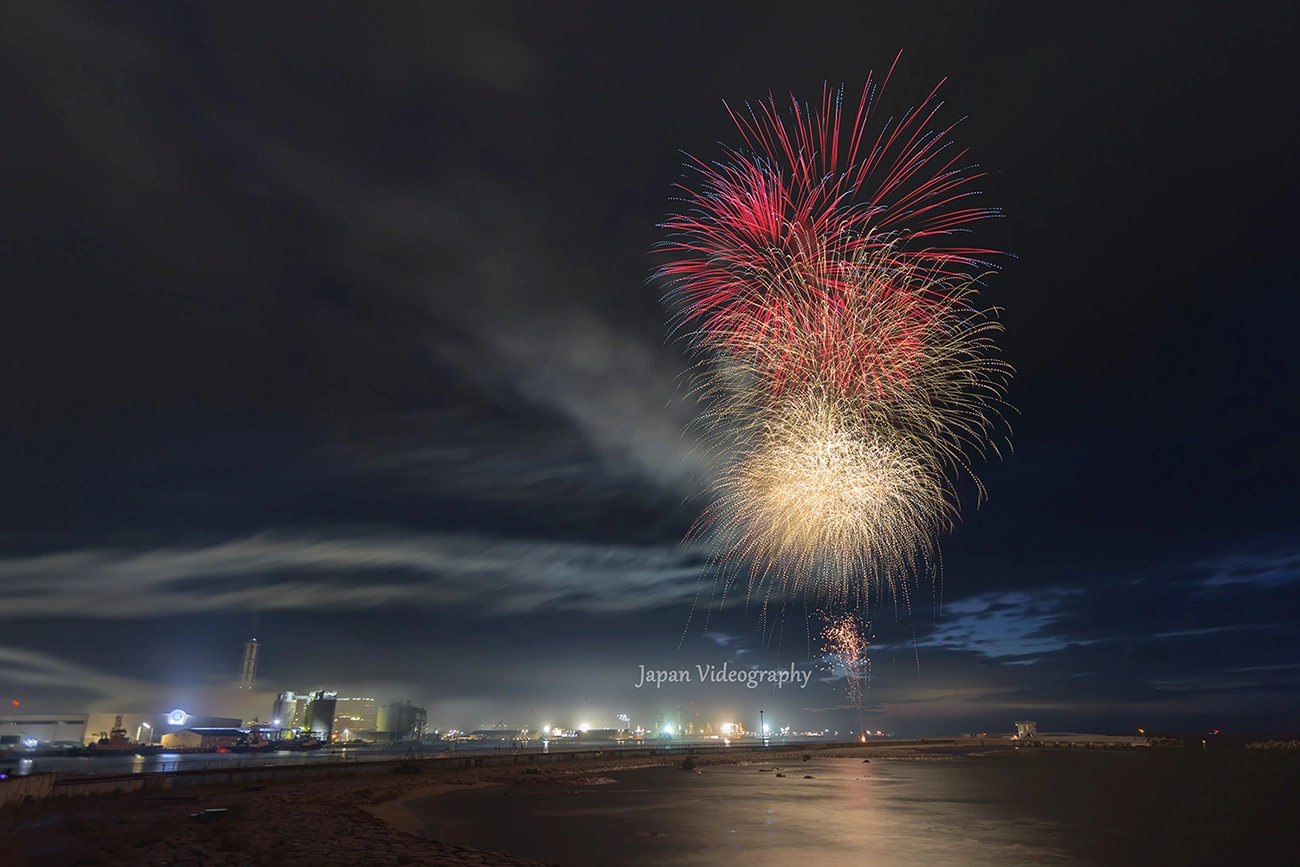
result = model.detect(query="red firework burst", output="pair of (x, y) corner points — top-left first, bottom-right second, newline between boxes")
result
(664, 57), (1011, 613)
(658, 55), (1000, 406)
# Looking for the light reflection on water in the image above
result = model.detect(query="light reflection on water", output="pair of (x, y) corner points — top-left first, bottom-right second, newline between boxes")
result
(417, 752), (1298, 867)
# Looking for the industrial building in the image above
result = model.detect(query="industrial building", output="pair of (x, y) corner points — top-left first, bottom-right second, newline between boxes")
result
(272, 691), (311, 731)
(270, 690), (340, 739)
(331, 696), (377, 741)
(574, 728), (624, 742)
(83, 713), (241, 746)
(374, 700), (427, 742)
(307, 691), (337, 740)
(160, 728), (245, 749)
(464, 729), (529, 743)
(267, 691), (427, 742)
(159, 730), (201, 749)
(0, 713), (88, 747)
(272, 692), (309, 731)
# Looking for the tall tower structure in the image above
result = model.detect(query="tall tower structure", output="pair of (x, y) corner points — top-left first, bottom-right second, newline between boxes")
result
(239, 639), (259, 690)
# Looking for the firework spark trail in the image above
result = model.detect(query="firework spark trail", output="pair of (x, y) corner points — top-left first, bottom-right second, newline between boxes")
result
(661, 54), (1011, 617)
(823, 612), (872, 734)
(692, 248), (1010, 492)
(695, 381), (950, 612)
(658, 58), (1000, 375)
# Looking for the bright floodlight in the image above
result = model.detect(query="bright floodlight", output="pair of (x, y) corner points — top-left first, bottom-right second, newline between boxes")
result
(166, 709), (189, 726)
(578, 723), (590, 732)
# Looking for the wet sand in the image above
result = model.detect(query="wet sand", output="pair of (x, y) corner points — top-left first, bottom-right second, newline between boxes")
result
(1, 745), (859, 866)
(409, 748), (1300, 867)
(8, 737), (1293, 867)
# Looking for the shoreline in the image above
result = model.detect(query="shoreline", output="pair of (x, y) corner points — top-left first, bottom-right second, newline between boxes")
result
(370, 741), (1014, 840)
(392, 746), (1300, 867)
(359, 780), (497, 834)
(0, 742), (1024, 866)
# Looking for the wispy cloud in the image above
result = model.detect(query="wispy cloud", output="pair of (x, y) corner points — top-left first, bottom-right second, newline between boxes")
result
(250, 116), (706, 494)
(0, 646), (153, 700)
(1196, 547), (1300, 588)
(0, 532), (708, 619)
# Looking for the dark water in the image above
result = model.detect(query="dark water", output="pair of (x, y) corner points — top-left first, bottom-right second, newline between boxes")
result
(4, 747), (413, 777)
(415, 751), (1300, 866)
(6, 742), (598, 777)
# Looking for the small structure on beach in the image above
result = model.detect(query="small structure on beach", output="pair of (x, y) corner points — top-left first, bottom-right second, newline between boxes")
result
(1014, 721), (1038, 740)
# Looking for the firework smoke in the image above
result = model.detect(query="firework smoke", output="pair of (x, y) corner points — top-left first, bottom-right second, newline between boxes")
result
(662, 56), (1011, 612)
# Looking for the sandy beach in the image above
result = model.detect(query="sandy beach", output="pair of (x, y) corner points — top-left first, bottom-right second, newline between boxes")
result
(5, 739), (1297, 865)
(2, 744), (945, 866)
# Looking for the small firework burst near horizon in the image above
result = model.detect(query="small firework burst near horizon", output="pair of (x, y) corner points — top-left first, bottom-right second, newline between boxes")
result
(659, 53), (1011, 616)
(823, 612), (872, 728)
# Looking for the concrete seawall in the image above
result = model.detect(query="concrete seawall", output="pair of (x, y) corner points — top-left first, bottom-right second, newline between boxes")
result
(0, 772), (55, 806)
(47, 742), (818, 800)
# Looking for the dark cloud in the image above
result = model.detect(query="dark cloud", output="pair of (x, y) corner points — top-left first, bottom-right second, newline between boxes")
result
(1, 0), (1298, 735)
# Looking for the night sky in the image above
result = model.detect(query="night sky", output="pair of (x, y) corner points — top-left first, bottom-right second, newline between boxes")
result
(3, 1), (1298, 737)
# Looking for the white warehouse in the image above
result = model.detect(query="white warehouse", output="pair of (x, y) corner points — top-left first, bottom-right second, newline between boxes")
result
(0, 713), (89, 747)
